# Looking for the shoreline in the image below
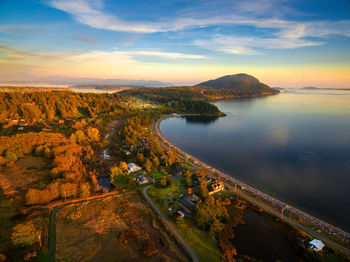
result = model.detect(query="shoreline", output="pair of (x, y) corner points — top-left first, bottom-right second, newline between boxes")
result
(154, 114), (350, 253)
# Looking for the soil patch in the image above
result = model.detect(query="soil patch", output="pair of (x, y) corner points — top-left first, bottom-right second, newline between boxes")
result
(56, 192), (187, 262)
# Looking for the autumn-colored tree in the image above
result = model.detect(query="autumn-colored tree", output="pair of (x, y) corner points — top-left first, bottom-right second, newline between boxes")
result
(185, 171), (192, 187)
(79, 183), (91, 198)
(144, 159), (152, 172)
(5, 150), (17, 163)
(11, 221), (41, 247)
(87, 127), (100, 141)
(111, 166), (123, 177)
(119, 161), (129, 173)
(137, 152), (144, 164)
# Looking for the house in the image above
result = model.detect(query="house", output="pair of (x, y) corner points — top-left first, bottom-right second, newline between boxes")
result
(172, 165), (183, 176)
(207, 181), (225, 195)
(136, 175), (149, 185)
(127, 163), (142, 173)
(125, 150), (131, 155)
(309, 239), (325, 252)
(178, 193), (201, 213)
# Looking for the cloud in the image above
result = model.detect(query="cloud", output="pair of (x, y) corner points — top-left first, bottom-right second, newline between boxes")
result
(0, 24), (56, 35)
(0, 45), (204, 65)
(46, 0), (350, 55)
(71, 34), (98, 44)
(129, 51), (205, 59)
(192, 34), (323, 55)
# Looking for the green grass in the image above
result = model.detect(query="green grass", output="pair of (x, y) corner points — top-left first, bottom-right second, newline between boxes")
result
(147, 171), (167, 179)
(181, 163), (194, 170)
(147, 178), (221, 262)
(112, 174), (138, 189)
(176, 220), (221, 262)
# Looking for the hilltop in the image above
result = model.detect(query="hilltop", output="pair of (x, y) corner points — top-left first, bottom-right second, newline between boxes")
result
(196, 73), (275, 91)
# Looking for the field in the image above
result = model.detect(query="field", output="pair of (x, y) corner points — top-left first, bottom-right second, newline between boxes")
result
(55, 192), (188, 262)
(147, 171), (167, 179)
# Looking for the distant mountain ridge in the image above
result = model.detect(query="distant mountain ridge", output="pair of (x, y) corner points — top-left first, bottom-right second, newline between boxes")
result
(1, 77), (172, 87)
(196, 73), (274, 91)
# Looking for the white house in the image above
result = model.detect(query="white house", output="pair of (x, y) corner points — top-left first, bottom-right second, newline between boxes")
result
(136, 175), (149, 185)
(309, 239), (325, 252)
(127, 163), (142, 173)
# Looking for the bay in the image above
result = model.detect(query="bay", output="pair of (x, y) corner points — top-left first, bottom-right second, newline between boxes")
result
(160, 89), (350, 232)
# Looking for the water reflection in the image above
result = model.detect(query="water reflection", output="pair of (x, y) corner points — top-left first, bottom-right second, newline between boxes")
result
(160, 90), (350, 232)
(184, 115), (220, 125)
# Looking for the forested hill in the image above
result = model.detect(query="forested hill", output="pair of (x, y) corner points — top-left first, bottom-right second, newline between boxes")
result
(196, 73), (278, 92)
(0, 91), (129, 124)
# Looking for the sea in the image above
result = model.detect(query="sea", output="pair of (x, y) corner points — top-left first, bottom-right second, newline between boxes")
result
(160, 89), (350, 232)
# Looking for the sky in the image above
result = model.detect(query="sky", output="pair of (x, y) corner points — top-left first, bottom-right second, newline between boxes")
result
(0, 0), (350, 87)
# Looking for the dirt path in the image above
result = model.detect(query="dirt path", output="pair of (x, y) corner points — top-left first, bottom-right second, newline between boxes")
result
(142, 185), (199, 262)
(48, 192), (123, 262)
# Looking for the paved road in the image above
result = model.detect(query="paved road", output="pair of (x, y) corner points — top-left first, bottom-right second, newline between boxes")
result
(152, 116), (350, 259)
(48, 193), (122, 262)
(142, 185), (199, 262)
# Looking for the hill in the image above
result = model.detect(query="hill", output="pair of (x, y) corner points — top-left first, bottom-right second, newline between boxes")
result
(196, 73), (274, 91)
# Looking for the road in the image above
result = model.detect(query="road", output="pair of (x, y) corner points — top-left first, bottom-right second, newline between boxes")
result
(142, 185), (199, 262)
(48, 193), (122, 262)
(152, 116), (350, 259)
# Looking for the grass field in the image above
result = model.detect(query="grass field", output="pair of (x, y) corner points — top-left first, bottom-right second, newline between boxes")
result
(181, 163), (194, 170)
(147, 171), (167, 179)
(147, 177), (221, 262)
(112, 173), (138, 189)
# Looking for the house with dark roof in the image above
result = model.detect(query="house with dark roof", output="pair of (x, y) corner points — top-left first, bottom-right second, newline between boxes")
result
(178, 193), (201, 214)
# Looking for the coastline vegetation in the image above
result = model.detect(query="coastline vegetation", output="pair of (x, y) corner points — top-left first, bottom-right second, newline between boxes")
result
(0, 86), (348, 262)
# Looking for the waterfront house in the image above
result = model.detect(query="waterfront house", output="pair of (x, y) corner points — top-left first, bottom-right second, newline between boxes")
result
(309, 239), (325, 252)
(127, 163), (142, 174)
(207, 181), (225, 195)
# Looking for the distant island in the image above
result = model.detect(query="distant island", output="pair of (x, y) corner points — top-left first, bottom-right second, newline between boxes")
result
(196, 73), (273, 90)
(301, 86), (350, 91)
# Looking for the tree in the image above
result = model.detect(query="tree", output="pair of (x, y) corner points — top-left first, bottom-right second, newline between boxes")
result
(11, 221), (41, 247)
(159, 177), (168, 187)
(185, 171), (192, 187)
(119, 161), (129, 173)
(165, 148), (179, 166)
(144, 159), (152, 172)
(111, 166), (123, 177)
(87, 127), (100, 141)
(5, 150), (17, 163)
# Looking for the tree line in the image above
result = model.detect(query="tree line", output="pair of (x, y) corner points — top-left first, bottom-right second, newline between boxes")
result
(0, 91), (129, 124)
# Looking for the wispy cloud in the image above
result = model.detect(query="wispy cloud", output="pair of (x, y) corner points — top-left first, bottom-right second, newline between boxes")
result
(192, 34), (323, 55)
(0, 24), (56, 35)
(71, 34), (98, 44)
(0, 45), (204, 64)
(47, 0), (350, 55)
(129, 51), (205, 59)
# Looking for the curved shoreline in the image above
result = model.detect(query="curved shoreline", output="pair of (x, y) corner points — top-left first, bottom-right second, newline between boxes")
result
(154, 114), (350, 254)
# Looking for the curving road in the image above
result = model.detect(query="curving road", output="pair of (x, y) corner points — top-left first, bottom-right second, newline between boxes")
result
(142, 185), (199, 262)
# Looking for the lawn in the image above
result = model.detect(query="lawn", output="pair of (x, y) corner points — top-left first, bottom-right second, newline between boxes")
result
(181, 163), (194, 170)
(147, 171), (167, 179)
(112, 173), (138, 189)
(147, 178), (221, 262)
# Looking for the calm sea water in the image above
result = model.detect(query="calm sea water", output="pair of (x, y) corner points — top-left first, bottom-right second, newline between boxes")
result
(160, 89), (350, 232)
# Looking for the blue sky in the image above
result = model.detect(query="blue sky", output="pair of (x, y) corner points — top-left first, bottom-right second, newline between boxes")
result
(0, 0), (349, 87)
